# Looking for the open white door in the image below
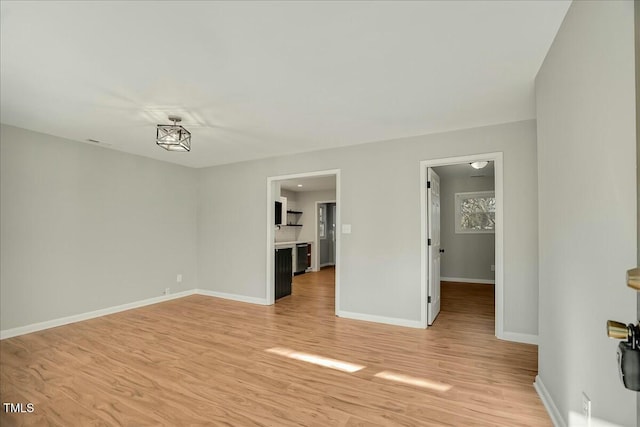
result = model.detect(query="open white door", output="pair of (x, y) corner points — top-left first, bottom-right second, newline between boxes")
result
(427, 168), (441, 325)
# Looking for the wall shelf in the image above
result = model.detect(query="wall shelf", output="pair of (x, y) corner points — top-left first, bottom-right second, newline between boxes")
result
(285, 210), (303, 227)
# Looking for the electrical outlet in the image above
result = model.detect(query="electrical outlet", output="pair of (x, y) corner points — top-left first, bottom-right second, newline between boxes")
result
(164, 288), (170, 296)
(581, 392), (591, 422)
(491, 264), (495, 272)
(176, 274), (182, 283)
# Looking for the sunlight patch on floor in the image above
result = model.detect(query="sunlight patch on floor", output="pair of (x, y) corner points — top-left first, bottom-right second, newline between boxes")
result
(374, 370), (452, 392)
(266, 347), (365, 373)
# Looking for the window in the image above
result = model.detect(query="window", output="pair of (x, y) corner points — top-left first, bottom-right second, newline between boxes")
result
(319, 205), (326, 239)
(455, 191), (495, 233)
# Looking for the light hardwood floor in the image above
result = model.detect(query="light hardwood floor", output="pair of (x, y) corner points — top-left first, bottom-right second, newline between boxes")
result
(0, 271), (550, 426)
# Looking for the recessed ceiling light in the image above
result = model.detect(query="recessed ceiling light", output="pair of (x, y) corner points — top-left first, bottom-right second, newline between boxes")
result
(297, 184), (303, 187)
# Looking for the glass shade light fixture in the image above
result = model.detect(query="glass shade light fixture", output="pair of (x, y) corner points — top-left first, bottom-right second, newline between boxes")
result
(156, 115), (191, 152)
(470, 161), (489, 170)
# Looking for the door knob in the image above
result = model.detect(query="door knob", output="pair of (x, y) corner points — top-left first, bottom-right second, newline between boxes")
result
(628, 267), (639, 291)
(607, 320), (640, 391)
(607, 320), (631, 340)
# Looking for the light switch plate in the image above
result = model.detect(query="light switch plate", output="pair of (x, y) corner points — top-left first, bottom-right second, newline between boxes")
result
(342, 224), (352, 234)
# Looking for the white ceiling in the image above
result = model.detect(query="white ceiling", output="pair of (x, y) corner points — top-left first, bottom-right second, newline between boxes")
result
(280, 176), (336, 193)
(0, 1), (570, 168)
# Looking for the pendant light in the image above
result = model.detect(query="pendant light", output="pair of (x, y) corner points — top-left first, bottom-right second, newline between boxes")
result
(156, 115), (191, 152)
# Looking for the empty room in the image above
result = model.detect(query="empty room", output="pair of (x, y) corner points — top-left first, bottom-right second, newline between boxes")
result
(1, 1), (638, 426)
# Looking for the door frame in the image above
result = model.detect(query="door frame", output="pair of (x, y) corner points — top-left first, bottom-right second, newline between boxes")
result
(420, 153), (504, 338)
(315, 200), (337, 271)
(266, 169), (341, 314)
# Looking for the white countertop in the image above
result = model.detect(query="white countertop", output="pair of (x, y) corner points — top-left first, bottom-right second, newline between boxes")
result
(274, 241), (311, 247)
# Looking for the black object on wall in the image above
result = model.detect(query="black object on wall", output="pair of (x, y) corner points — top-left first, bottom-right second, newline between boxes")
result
(275, 248), (292, 300)
(275, 201), (282, 225)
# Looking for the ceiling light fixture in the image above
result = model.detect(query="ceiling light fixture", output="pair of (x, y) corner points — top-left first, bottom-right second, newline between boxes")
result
(156, 115), (191, 152)
(470, 161), (489, 170)
(297, 184), (303, 187)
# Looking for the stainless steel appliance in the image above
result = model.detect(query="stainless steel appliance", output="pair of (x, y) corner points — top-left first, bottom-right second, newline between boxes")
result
(295, 244), (309, 275)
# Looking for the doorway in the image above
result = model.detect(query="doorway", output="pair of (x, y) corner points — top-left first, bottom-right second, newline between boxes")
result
(420, 153), (504, 338)
(266, 170), (340, 312)
(317, 202), (336, 268)
(429, 162), (496, 332)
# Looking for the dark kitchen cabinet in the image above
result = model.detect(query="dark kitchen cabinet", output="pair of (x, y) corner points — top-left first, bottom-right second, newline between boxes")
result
(275, 247), (292, 300)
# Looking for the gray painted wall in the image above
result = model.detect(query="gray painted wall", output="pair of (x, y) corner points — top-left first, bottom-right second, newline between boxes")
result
(0, 124), (198, 330)
(536, 1), (637, 425)
(197, 119), (539, 335)
(434, 169), (495, 281)
(1, 120), (538, 338)
(297, 189), (336, 244)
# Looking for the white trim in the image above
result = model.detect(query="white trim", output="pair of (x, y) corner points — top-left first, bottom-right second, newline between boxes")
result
(337, 310), (423, 329)
(420, 152), (504, 338)
(196, 289), (268, 305)
(266, 170), (341, 314)
(334, 174), (341, 317)
(534, 375), (566, 427)
(0, 290), (196, 340)
(0, 285), (535, 347)
(1, 288), (279, 340)
(499, 331), (538, 345)
(440, 277), (495, 284)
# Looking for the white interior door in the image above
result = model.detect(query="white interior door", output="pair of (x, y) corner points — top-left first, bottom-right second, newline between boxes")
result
(330, 204), (336, 264)
(427, 168), (441, 325)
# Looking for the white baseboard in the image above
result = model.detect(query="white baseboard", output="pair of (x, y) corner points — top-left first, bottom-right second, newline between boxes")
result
(337, 310), (423, 328)
(0, 288), (272, 340)
(0, 290), (197, 340)
(441, 276), (495, 284)
(499, 331), (539, 345)
(196, 289), (269, 305)
(534, 375), (566, 427)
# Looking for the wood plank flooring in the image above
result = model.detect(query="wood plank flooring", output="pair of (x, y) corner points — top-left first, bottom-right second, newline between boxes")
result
(0, 271), (550, 426)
